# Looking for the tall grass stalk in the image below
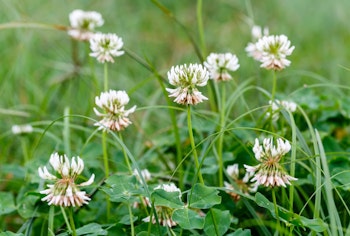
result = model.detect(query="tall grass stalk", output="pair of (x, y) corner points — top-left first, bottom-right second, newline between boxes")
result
(316, 129), (343, 236)
(297, 106), (321, 222)
(287, 110), (297, 235)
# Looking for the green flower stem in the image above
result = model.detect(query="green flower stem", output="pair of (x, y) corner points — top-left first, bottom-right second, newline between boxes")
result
(187, 105), (204, 184)
(68, 207), (77, 236)
(71, 39), (80, 68)
(272, 188), (280, 235)
(102, 132), (109, 177)
(217, 82), (226, 187)
(87, 43), (99, 95)
(48, 205), (54, 236)
(196, 0), (206, 57)
(119, 132), (132, 174)
(271, 70), (277, 102)
(127, 202), (135, 236)
(102, 62), (111, 221)
(102, 131), (111, 221)
(269, 71), (277, 131)
(63, 107), (71, 157)
(60, 206), (74, 236)
(104, 63), (108, 91)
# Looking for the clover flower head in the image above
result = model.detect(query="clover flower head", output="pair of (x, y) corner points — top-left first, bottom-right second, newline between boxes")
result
(89, 32), (124, 63)
(245, 25), (269, 60)
(38, 152), (95, 207)
(68, 9), (104, 41)
(226, 164), (239, 179)
(93, 90), (136, 132)
(154, 183), (181, 194)
(244, 137), (296, 188)
(166, 63), (209, 105)
(204, 53), (240, 81)
(133, 168), (152, 183)
(12, 124), (33, 135)
(225, 164), (258, 201)
(251, 25), (269, 41)
(267, 99), (297, 120)
(142, 207), (177, 228)
(255, 34), (295, 70)
(142, 182), (181, 228)
(271, 100), (297, 113)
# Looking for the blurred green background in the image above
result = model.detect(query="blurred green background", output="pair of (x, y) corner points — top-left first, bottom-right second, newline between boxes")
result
(1, 0), (350, 164)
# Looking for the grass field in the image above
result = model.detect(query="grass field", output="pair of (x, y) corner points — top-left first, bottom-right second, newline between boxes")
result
(1, 0), (350, 235)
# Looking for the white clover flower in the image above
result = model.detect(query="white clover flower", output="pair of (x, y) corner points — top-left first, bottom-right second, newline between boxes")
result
(154, 183), (181, 194)
(12, 124), (33, 135)
(245, 43), (262, 61)
(166, 63), (209, 105)
(267, 99), (298, 121)
(251, 25), (269, 41)
(244, 137), (297, 188)
(225, 164), (258, 201)
(94, 90), (136, 132)
(38, 152), (95, 207)
(142, 182), (181, 228)
(89, 33), (124, 63)
(68, 9), (104, 41)
(204, 53), (240, 81)
(133, 168), (151, 184)
(142, 207), (177, 228)
(226, 164), (239, 179)
(245, 25), (269, 61)
(255, 34), (295, 70)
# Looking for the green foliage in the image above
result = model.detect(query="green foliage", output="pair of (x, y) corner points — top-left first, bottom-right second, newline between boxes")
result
(0, 233), (24, 236)
(56, 223), (108, 236)
(187, 183), (221, 209)
(204, 209), (231, 236)
(151, 188), (184, 209)
(0, 192), (16, 215)
(172, 208), (205, 230)
(226, 228), (251, 236)
(101, 174), (142, 203)
(255, 192), (327, 232)
(1, 0), (350, 235)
